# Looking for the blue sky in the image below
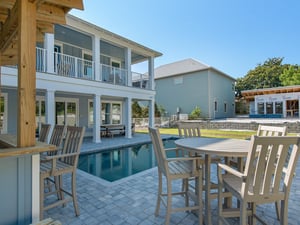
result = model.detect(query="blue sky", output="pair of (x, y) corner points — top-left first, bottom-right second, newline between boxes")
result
(70, 1), (300, 79)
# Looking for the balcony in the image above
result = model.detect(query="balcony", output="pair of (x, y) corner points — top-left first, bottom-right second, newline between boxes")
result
(35, 47), (150, 89)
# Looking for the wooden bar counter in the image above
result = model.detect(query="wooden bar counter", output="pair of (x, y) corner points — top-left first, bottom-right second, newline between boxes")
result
(0, 134), (57, 225)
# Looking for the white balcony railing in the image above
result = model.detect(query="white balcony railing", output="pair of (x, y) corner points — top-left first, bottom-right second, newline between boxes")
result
(35, 48), (150, 89)
(101, 64), (127, 85)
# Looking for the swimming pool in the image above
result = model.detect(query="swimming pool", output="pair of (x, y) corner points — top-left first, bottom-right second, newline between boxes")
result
(78, 138), (177, 182)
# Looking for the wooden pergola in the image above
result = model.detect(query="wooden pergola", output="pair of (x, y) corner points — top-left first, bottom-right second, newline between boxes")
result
(0, 0), (83, 147)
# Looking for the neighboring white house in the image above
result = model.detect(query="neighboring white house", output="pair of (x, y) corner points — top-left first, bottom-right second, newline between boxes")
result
(242, 85), (300, 118)
(154, 58), (236, 119)
(0, 14), (162, 143)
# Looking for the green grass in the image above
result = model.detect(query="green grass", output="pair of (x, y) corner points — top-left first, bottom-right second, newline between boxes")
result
(136, 128), (256, 139)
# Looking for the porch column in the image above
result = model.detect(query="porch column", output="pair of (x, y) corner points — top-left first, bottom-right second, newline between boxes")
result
(149, 98), (155, 128)
(125, 48), (132, 86)
(125, 97), (132, 138)
(283, 101), (287, 117)
(148, 56), (154, 90)
(45, 90), (55, 139)
(93, 94), (101, 143)
(44, 33), (54, 74)
(93, 36), (100, 81)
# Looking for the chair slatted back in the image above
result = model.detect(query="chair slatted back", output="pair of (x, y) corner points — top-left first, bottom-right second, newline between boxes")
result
(148, 127), (168, 176)
(60, 126), (85, 166)
(257, 125), (287, 137)
(47, 125), (66, 156)
(178, 122), (201, 138)
(243, 136), (300, 200)
(38, 123), (51, 142)
(49, 125), (66, 147)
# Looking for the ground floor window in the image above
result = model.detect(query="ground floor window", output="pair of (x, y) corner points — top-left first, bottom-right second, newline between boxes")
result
(36, 98), (46, 133)
(102, 102), (122, 125)
(266, 102), (273, 114)
(257, 102), (264, 114)
(56, 98), (78, 126)
(88, 100), (122, 126)
(275, 102), (283, 114)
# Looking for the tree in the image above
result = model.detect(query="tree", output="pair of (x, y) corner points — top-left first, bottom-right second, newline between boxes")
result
(235, 57), (289, 97)
(279, 65), (300, 86)
(132, 101), (142, 118)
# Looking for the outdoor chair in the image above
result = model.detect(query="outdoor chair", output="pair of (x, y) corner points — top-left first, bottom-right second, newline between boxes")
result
(40, 126), (85, 220)
(38, 123), (51, 143)
(41, 125), (67, 192)
(218, 135), (300, 225)
(178, 122), (220, 194)
(228, 124), (287, 220)
(149, 127), (203, 225)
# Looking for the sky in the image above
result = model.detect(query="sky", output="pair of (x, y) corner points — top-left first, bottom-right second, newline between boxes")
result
(70, 0), (300, 79)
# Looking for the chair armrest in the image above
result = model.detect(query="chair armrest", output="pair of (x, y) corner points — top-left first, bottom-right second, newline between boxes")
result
(218, 163), (245, 179)
(44, 152), (78, 160)
(165, 147), (185, 157)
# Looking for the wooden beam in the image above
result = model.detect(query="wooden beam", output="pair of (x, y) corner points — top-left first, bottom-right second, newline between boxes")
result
(0, 2), (18, 53)
(37, 3), (66, 24)
(17, 0), (37, 147)
(44, 0), (84, 10)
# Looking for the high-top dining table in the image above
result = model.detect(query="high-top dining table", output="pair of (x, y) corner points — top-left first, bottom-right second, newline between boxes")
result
(175, 137), (250, 225)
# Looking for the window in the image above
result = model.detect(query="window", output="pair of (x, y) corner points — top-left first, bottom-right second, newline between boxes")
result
(275, 102), (283, 114)
(266, 102), (273, 114)
(214, 101), (218, 112)
(224, 103), (227, 113)
(55, 98), (78, 126)
(88, 100), (94, 127)
(257, 102), (264, 114)
(36, 98), (46, 132)
(102, 102), (122, 125)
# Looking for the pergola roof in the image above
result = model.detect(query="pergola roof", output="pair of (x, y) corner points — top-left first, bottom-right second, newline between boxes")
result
(241, 85), (300, 101)
(0, 0), (84, 66)
(0, 0), (83, 147)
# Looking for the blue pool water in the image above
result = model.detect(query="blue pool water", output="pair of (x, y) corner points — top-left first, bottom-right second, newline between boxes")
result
(78, 139), (177, 182)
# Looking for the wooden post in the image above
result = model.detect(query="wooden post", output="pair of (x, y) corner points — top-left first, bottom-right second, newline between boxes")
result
(17, 0), (37, 147)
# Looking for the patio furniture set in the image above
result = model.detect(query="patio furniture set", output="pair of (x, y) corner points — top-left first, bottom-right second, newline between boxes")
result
(149, 123), (300, 225)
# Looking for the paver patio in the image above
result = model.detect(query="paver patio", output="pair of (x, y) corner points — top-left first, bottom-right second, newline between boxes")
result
(44, 133), (300, 225)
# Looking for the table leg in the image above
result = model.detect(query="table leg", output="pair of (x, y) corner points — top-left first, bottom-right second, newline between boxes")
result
(205, 154), (212, 225)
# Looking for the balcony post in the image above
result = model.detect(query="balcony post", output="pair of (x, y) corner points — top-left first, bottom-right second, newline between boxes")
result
(125, 48), (132, 86)
(44, 33), (54, 74)
(93, 36), (100, 81)
(148, 56), (154, 90)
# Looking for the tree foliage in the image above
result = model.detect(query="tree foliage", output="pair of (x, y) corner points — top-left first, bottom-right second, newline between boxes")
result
(132, 101), (162, 118)
(235, 57), (290, 97)
(189, 106), (201, 119)
(279, 65), (300, 86)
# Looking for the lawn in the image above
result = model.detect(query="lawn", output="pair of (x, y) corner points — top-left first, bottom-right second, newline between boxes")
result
(136, 128), (256, 139)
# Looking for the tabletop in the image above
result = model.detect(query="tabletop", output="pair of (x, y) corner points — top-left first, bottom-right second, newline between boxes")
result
(175, 137), (250, 157)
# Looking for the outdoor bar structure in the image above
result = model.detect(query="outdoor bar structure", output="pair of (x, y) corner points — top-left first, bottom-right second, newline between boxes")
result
(0, 1), (84, 224)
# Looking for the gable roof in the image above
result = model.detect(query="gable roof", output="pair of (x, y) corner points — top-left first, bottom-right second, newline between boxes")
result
(154, 58), (235, 81)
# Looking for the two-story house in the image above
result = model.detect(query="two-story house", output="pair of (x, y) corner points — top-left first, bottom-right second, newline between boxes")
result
(1, 14), (162, 143)
(154, 58), (236, 119)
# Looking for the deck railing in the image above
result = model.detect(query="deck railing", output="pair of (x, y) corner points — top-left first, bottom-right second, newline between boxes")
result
(35, 48), (149, 89)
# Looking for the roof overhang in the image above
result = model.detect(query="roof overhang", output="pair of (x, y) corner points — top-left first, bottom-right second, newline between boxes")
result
(241, 85), (300, 101)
